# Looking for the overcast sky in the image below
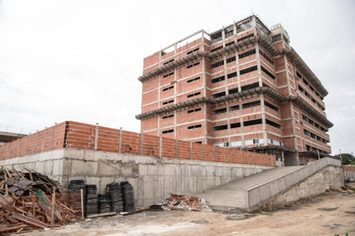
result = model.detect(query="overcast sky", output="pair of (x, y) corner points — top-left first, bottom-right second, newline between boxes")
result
(0, 0), (354, 155)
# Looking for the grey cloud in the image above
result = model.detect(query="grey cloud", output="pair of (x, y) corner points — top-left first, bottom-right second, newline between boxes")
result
(0, 0), (354, 154)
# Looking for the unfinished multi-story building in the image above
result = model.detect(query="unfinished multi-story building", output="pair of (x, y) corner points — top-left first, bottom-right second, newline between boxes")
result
(136, 15), (333, 165)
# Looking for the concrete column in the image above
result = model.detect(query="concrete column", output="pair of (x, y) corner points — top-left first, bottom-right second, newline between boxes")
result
(221, 27), (225, 42)
(255, 43), (263, 87)
(260, 94), (267, 144)
(159, 136), (163, 159)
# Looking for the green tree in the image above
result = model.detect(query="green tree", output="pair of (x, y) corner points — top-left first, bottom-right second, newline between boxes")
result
(335, 153), (355, 165)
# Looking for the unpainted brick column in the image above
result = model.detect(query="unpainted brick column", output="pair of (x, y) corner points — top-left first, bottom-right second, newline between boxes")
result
(118, 127), (123, 154)
(140, 132), (144, 155)
(94, 123), (99, 150)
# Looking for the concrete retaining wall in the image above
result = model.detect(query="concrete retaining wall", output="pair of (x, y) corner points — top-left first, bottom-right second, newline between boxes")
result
(245, 157), (343, 210)
(0, 148), (271, 208)
(265, 166), (343, 208)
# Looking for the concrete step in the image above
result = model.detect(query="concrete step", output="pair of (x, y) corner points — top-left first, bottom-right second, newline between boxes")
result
(197, 166), (303, 210)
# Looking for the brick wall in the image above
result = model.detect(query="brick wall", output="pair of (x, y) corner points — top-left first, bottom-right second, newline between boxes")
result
(0, 121), (276, 167)
(0, 122), (66, 160)
(344, 165), (355, 173)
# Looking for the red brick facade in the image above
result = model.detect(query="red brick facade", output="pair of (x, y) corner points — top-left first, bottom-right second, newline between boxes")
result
(137, 16), (332, 164)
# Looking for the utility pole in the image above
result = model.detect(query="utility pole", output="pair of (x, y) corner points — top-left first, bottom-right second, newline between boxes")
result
(339, 149), (346, 185)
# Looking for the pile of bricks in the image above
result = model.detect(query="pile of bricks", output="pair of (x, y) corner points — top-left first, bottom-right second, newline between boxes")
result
(0, 121), (275, 167)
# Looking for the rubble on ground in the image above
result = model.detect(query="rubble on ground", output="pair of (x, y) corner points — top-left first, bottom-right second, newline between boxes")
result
(0, 167), (80, 234)
(163, 194), (211, 212)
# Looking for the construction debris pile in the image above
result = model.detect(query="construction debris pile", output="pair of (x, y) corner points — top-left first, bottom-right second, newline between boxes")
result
(164, 194), (211, 212)
(0, 167), (80, 234)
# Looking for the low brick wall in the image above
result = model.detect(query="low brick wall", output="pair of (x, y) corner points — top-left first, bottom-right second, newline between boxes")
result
(0, 121), (276, 167)
(344, 165), (355, 181)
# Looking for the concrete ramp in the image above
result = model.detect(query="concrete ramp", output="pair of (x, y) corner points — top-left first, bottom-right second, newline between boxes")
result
(198, 158), (343, 211)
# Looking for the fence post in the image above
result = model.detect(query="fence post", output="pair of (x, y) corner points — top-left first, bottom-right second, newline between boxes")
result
(41, 131), (44, 152)
(175, 139), (179, 159)
(224, 147), (226, 163)
(140, 132), (144, 156)
(51, 125), (55, 150)
(213, 146), (216, 161)
(159, 136), (163, 159)
(118, 127), (123, 154)
(202, 144), (205, 161)
(94, 123), (99, 150)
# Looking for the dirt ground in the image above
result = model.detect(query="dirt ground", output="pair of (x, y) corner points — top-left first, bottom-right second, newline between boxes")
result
(14, 185), (355, 236)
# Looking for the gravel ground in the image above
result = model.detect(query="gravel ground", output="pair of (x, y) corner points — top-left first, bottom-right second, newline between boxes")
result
(13, 184), (355, 236)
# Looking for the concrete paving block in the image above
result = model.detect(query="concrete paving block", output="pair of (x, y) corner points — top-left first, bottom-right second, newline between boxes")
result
(221, 175), (232, 185)
(52, 159), (63, 176)
(223, 167), (232, 178)
(43, 161), (54, 176)
(243, 168), (252, 177)
(143, 176), (155, 200)
(135, 176), (145, 202)
(285, 173), (297, 188)
(62, 159), (72, 176)
(97, 161), (119, 176)
(58, 176), (69, 187)
(275, 177), (287, 191)
(269, 180), (280, 196)
(71, 160), (98, 176)
(147, 164), (159, 176)
(163, 176), (174, 195)
(185, 174), (195, 193)
(258, 185), (271, 202)
(214, 176), (222, 187)
(191, 176), (197, 193)
(200, 166), (207, 177)
(85, 176), (101, 187)
(163, 165), (175, 176)
(248, 188), (260, 208)
(64, 149), (85, 160)
(206, 166), (215, 176)
(121, 163), (139, 177)
(143, 198), (154, 207)
(215, 167), (223, 177)
(196, 177), (207, 193)
(26, 162), (37, 170)
(206, 177), (216, 189)
(152, 176), (162, 200)
(35, 161), (45, 174)
(190, 165), (202, 176)
(99, 177), (115, 193)
(138, 164), (148, 176)
(231, 167), (238, 177)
